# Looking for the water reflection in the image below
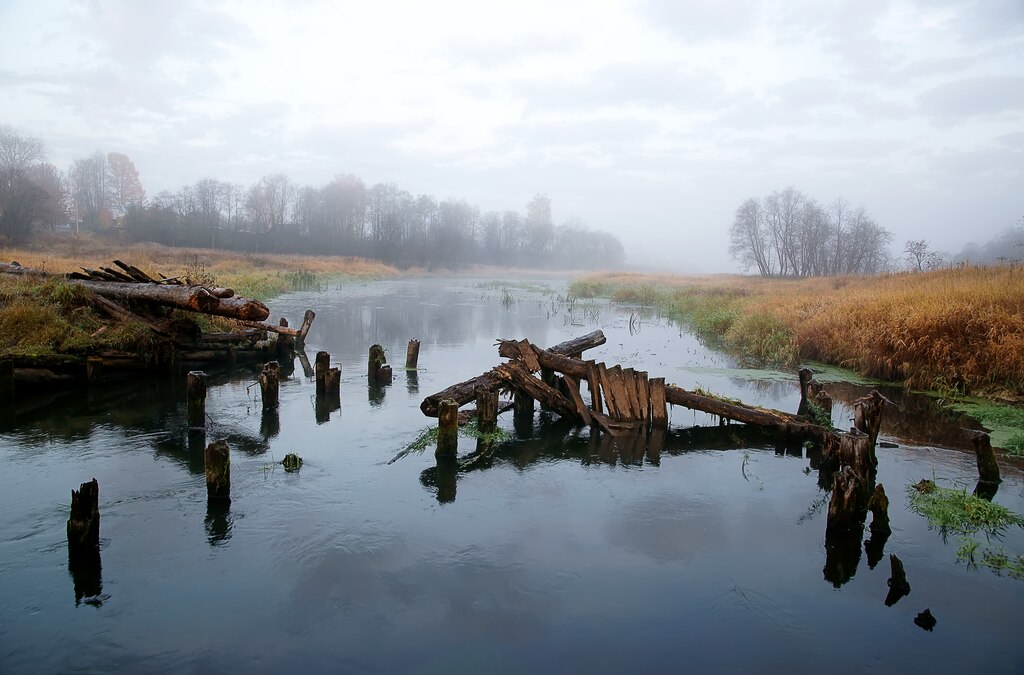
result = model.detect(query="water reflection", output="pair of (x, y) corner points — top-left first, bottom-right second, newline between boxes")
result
(823, 531), (862, 588)
(68, 547), (104, 607)
(205, 500), (233, 546)
(260, 409), (280, 439)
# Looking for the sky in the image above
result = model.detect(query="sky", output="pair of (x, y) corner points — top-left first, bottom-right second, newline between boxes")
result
(1, 0), (1022, 271)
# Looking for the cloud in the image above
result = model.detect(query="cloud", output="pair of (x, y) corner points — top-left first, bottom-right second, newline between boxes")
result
(919, 76), (1024, 121)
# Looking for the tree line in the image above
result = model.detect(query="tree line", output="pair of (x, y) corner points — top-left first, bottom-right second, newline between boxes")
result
(0, 124), (624, 269)
(728, 187), (892, 277)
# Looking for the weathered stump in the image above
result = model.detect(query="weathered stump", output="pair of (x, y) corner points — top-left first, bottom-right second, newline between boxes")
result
(204, 439), (230, 502)
(259, 361), (280, 411)
(867, 483), (892, 535)
(276, 318), (295, 361)
(436, 398), (459, 459)
(368, 344), (387, 382)
(325, 365), (341, 397)
(885, 554), (911, 607)
(798, 367), (814, 400)
(186, 371), (208, 429)
(476, 386), (498, 434)
(378, 364), (393, 385)
(0, 358), (13, 400)
(406, 339), (420, 370)
(853, 390), (885, 449)
(315, 351), (330, 396)
(826, 467), (863, 534)
(970, 430), (1000, 485)
(67, 478), (100, 555)
(814, 390), (833, 417)
(86, 356), (103, 387)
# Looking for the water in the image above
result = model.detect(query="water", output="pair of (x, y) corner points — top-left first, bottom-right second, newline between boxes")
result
(2, 278), (1022, 673)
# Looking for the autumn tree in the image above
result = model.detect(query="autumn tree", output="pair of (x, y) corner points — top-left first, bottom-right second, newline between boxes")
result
(106, 152), (146, 219)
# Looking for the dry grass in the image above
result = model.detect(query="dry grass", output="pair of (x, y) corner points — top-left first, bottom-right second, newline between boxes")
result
(572, 265), (1024, 397)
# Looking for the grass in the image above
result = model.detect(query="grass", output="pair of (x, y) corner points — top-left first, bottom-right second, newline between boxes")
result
(388, 419), (512, 464)
(570, 265), (1024, 400)
(907, 479), (1024, 536)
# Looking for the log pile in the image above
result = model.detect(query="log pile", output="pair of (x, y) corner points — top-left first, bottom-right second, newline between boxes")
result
(0, 260), (316, 389)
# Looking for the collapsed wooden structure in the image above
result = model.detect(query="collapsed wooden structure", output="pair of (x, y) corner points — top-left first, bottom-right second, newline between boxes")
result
(0, 260), (315, 388)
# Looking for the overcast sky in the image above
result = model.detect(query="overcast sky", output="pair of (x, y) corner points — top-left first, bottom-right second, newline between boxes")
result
(2, 0), (1022, 271)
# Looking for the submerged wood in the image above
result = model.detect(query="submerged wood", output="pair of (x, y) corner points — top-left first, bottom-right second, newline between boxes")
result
(204, 439), (230, 501)
(437, 399), (459, 459)
(259, 361), (280, 411)
(67, 478), (100, 554)
(406, 339), (421, 369)
(420, 331), (606, 416)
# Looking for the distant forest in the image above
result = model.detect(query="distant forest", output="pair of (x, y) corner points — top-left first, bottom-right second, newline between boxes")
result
(0, 124), (625, 269)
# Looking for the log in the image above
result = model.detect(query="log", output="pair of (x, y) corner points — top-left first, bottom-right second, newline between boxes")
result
(204, 439), (230, 501)
(664, 385), (827, 439)
(437, 399), (459, 459)
(113, 260), (156, 283)
(562, 375), (592, 427)
(67, 478), (100, 554)
(297, 309), (315, 346)
(259, 361), (280, 411)
(586, 361), (603, 414)
(970, 430), (1000, 484)
(597, 363), (621, 419)
(368, 344), (387, 382)
(636, 372), (650, 424)
(406, 339), (421, 370)
(201, 330), (262, 343)
(420, 331), (606, 416)
(66, 278), (270, 321)
(495, 361), (577, 420)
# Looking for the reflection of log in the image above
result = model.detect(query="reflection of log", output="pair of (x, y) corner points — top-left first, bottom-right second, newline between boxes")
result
(826, 467), (863, 534)
(421, 331), (607, 416)
(885, 554), (911, 606)
(67, 279), (270, 321)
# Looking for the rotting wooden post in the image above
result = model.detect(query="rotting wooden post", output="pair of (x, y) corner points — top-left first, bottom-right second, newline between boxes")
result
(885, 554), (911, 607)
(368, 344), (387, 381)
(514, 388), (534, 419)
(204, 439), (230, 502)
(649, 377), (667, 428)
(296, 309), (315, 347)
(436, 398), (459, 459)
(379, 364), (393, 385)
(826, 466), (863, 534)
(476, 386), (498, 434)
(315, 351), (330, 396)
(406, 339), (420, 370)
(325, 365), (341, 398)
(86, 356), (103, 387)
(186, 371), (208, 429)
(259, 361), (280, 411)
(970, 430), (1000, 484)
(0, 359), (13, 400)
(867, 483), (892, 535)
(854, 390), (885, 448)
(67, 478), (100, 555)
(276, 318), (295, 361)
(798, 368), (814, 401)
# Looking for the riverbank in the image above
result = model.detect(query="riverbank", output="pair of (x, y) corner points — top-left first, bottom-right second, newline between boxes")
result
(570, 266), (1024, 452)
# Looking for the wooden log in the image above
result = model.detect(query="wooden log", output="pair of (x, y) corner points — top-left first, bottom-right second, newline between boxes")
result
(259, 361), (280, 411)
(201, 330), (262, 344)
(599, 364), (623, 419)
(187, 371), (207, 429)
(868, 483), (892, 535)
(113, 260), (156, 283)
(475, 386), (498, 434)
(0, 359), (14, 400)
(437, 399), (459, 459)
(67, 478), (100, 554)
(204, 439), (230, 501)
(99, 265), (135, 282)
(368, 344), (387, 382)
(665, 384), (828, 440)
(608, 366), (632, 420)
(315, 351), (330, 396)
(421, 331), (606, 416)
(495, 361), (578, 420)
(562, 375), (592, 427)
(66, 278), (270, 321)
(885, 554), (911, 606)
(297, 309), (315, 346)
(406, 338), (421, 369)
(297, 349), (314, 378)
(649, 377), (667, 427)
(826, 466), (863, 534)
(970, 430), (1000, 484)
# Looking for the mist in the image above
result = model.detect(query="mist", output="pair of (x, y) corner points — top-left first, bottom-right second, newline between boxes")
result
(1, 0), (1021, 272)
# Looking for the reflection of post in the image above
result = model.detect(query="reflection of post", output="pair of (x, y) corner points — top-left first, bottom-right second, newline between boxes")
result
(476, 386), (498, 434)
(436, 399), (459, 459)
(435, 457), (457, 504)
(187, 370), (207, 430)
(646, 425), (665, 466)
(259, 361), (280, 411)
(884, 554), (911, 606)
(69, 545), (103, 606)
(823, 530), (862, 588)
(86, 356), (103, 388)
(205, 499), (232, 546)
(260, 408), (280, 438)
(406, 338), (420, 370)
(0, 358), (14, 400)
(406, 369), (419, 395)
(826, 467), (864, 534)
(204, 439), (230, 502)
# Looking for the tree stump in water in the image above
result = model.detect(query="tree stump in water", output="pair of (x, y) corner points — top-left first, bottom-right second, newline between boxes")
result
(826, 467), (863, 534)
(67, 478), (100, 555)
(325, 365), (341, 398)
(406, 339), (420, 370)
(378, 364), (393, 385)
(204, 439), (230, 502)
(368, 344), (387, 382)
(970, 431), (1000, 485)
(259, 361), (280, 411)
(315, 351), (330, 396)
(475, 386), (498, 434)
(187, 371), (208, 429)
(276, 318), (295, 361)
(436, 399), (459, 459)
(854, 390), (886, 450)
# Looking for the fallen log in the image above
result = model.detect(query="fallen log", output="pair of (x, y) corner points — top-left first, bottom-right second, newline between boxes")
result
(66, 278), (270, 321)
(420, 330), (606, 416)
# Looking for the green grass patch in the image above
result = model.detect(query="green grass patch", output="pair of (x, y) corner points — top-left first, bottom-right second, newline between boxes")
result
(946, 399), (1024, 454)
(908, 479), (1024, 536)
(388, 419), (512, 464)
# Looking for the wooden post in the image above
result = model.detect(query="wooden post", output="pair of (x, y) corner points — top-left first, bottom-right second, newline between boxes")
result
(406, 339), (420, 370)
(315, 351), (330, 395)
(867, 483), (892, 535)
(86, 357), (103, 387)
(853, 391), (885, 448)
(826, 467), (863, 534)
(296, 309), (315, 347)
(586, 361), (603, 414)
(67, 478), (100, 554)
(514, 388), (534, 418)
(0, 358), (14, 400)
(798, 368), (814, 400)
(970, 431), (1000, 484)
(276, 318), (295, 361)
(187, 371), (207, 429)
(368, 344), (387, 381)
(204, 439), (230, 501)
(259, 361), (280, 411)
(436, 398), (459, 459)
(885, 554), (911, 607)
(476, 386), (498, 434)
(325, 365), (341, 398)
(379, 364), (393, 385)
(649, 377), (667, 428)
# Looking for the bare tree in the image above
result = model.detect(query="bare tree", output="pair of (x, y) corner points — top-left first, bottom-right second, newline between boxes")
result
(0, 126), (64, 243)
(106, 152), (146, 219)
(904, 239), (943, 272)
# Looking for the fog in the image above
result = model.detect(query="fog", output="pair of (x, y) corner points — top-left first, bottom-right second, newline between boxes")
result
(2, 0), (1021, 272)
